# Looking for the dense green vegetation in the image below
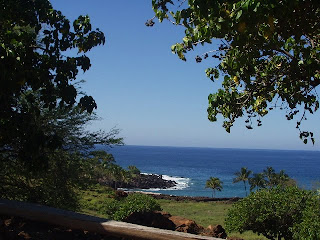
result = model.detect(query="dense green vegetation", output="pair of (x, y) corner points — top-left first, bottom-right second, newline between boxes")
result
(149, 0), (320, 143)
(226, 186), (320, 240)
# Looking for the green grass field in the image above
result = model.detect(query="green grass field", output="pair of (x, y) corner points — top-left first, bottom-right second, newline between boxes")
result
(78, 186), (267, 240)
(158, 199), (267, 240)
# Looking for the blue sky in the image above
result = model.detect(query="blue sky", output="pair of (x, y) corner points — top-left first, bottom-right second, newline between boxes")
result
(51, 0), (319, 150)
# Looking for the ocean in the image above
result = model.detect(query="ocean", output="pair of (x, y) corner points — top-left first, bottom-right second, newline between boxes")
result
(105, 145), (320, 198)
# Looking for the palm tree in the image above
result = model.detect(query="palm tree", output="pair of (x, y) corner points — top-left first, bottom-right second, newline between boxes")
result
(233, 167), (252, 196)
(271, 169), (291, 187)
(249, 173), (266, 191)
(263, 166), (276, 187)
(205, 177), (223, 198)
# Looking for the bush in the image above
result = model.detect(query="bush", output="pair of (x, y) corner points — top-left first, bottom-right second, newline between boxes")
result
(292, 193), (320, 239)
(112, 193), (162, 221)
(225, 186), (320, 240)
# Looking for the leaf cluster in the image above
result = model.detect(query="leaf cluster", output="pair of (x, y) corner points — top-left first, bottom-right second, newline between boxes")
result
(1, 0), (105, 113)
(150, 0), (320, 143)
(0, 0), (106, 171)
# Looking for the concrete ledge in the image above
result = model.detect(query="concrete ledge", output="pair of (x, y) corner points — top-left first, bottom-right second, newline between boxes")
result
(0, 199), (223, 240)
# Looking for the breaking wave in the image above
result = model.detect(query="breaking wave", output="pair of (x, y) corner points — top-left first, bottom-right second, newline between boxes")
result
(138, 173), (190, 191)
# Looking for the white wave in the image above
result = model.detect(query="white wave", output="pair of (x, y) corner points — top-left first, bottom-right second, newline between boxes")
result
(162, 175), (190, 190)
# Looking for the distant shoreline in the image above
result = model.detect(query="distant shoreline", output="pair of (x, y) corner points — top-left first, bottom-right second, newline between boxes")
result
(125, 190), (241, 203)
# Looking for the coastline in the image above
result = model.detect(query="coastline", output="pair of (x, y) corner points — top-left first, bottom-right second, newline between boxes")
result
(125, 190), (241, 203)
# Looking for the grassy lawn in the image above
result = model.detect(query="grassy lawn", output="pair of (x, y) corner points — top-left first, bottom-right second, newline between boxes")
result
(158, 199), (267, 240)
(77, 184), (115, 218)
(158, 199), (231, 227)
(77, 186), (267, 240)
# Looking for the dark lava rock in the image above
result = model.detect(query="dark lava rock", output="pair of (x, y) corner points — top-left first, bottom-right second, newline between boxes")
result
(169, 215), (204, 234)
(151, 194), (241, 203)
(117, 174), (177, 189)
(123, 211), (176, 230)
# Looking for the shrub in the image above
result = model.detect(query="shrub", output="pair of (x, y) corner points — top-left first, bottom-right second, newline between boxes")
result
(112, 193), (162, 221)
(102, 198), (120, 217)
(225, 186), (320, 240)
(292, 194), (320, 239)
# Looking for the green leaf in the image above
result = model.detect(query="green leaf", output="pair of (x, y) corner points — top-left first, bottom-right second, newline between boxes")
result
(236, 10), (242, 20)
(242, 0), (250, 11)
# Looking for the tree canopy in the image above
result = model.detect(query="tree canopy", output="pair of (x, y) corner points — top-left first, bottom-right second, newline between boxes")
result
(0, 0), (125, 209)
(1, 0), (105, 112)
(149, 0), (320, 144)
(0, 91), (123, 208)
(0, 0), (105, 167)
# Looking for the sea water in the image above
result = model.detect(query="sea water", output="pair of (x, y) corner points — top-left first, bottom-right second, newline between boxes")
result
(105, 145), (320, 198)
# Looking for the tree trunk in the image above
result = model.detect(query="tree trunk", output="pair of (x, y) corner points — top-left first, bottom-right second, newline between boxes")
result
(243, 181), (247, 196)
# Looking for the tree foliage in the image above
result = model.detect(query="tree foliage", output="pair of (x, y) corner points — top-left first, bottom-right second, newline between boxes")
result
(0, 93), (123, 208)
(247, 167), (295, 192)
(225, 186), (320, 240)
(0, 0), (106, 169)
(0, 0), (127, 210)
(1, 0), (105, 112)
(149, 0), (320, 143)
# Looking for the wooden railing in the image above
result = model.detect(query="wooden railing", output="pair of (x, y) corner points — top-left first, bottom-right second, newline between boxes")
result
(0, 199), (223, 240)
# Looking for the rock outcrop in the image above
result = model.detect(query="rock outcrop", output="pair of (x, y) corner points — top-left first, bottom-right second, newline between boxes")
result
(117, 174), (176, 189)
(151, 194), (241, 203)
(123, 211), (228, 239)
(202, 224), (227, 239)
(169, 215), (204, 234)
(123, 211), (175, 230)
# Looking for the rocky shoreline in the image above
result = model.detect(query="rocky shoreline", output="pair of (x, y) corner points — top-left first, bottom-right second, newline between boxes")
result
(148, 193), (241, 203)
(126, 191), (241, 203)
(118, 173), (177, 189)
(100, 173), (177, 190)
